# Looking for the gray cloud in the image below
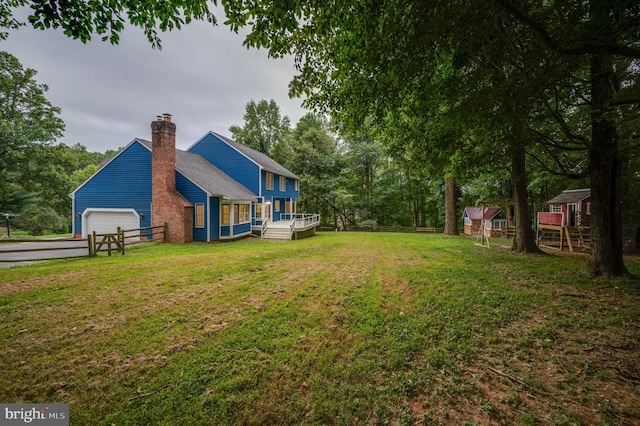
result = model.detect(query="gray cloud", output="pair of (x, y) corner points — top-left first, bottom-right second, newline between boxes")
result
(1, 8), (306, 152)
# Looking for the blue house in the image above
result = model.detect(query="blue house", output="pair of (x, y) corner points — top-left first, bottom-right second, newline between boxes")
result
(72, 115), (319, 242)
(187, 131), (301, 231)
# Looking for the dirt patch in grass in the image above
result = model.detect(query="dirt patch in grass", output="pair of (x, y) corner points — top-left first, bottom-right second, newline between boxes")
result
(465, 285), (640, 425)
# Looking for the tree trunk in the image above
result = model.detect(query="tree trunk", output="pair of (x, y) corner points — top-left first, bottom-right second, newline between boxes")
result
(586, 54), (628, 277)
(511, 147), (543, 253)
(443, 178), (459, 235)
(364, 160), (371, 218)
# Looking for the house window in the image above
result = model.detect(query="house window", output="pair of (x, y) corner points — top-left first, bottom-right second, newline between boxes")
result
(274, 200), (281, 211)
(255, 203), (262, 219)
(551, 204), (562, 213)
(266, 172), (274, 190)
(586, 202), (591, 215)
(221, 204), (230, 225)
(280, 176), (286, 191)
(295, 180), (299, 191)
(286, 201), (293, 214)
(234, 204), (250, 223)
(195, 203), (205, 228)
(464, 216), (472, 226)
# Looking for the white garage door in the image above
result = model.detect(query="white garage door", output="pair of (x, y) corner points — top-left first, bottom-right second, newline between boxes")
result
(84, 209), (140, 240)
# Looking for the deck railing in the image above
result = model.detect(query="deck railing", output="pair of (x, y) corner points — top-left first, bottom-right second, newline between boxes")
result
(537, 212), (565, 226)
(278, 213), (320, 230)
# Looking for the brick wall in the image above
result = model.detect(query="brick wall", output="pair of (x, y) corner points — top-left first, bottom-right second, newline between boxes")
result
(151, 115), (193, 243)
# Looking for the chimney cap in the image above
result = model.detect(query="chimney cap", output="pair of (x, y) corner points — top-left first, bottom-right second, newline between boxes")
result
(162, 113), (172, 122)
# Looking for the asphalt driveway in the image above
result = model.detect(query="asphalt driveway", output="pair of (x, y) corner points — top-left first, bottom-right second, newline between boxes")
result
(0, 239), (90, 268)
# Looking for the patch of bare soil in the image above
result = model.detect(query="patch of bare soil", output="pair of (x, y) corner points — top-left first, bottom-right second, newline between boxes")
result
(403, 282), (640, 425)
(471, 291), (640, 424)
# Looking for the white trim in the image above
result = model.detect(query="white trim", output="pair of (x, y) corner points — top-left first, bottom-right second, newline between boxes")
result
(207, 197), (211, 242)
(218, 199), (222, 241)
(233, 202), (252, 224)
(81, 208), (140, 238)
(71, 193), (76, 235)
(219, 230), (252, 240)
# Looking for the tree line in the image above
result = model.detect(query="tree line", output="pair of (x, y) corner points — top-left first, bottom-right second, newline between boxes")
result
(0, 50), (118, 234)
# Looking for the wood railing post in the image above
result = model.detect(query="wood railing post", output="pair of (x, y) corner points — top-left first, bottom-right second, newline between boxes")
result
(118, 227), (125, 255)
(87, 233), (94, 257)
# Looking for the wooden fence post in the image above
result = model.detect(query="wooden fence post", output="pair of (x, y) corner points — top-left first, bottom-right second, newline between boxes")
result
(92, 231), (97, 257)
(164, 222), (168, 242)
(117, 226), (125, 255)
(87, 233), (94, 257)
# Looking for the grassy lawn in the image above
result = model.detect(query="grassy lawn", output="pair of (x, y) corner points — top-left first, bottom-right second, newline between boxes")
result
(1, 232), (638, 425)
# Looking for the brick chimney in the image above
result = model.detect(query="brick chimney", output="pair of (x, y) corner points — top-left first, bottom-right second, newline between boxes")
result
(151, 114), (193, 243)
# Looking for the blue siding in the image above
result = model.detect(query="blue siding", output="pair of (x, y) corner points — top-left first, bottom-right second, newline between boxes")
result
(176, 173), (208, 242)
(262, 170), (298, 203)
(221, 225), (231, 237)
(209, 197), (220, 241)
(233, 222), (251, 235)
(73, 141), (152, 236)
(188, 133), (261, 195)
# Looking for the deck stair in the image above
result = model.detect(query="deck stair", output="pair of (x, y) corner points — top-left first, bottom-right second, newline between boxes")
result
(261, 223), (293, 240)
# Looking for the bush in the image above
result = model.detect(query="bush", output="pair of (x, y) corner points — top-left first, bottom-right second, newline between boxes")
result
(360, 219), (378, 230)
(15, 204), (64, 236)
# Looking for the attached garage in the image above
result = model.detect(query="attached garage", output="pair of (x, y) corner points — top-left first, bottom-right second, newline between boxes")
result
(82, 208), (140, 239)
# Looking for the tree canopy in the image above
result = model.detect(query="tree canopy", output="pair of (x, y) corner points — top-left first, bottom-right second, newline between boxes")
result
(218, 0), (640, 277)
(2, 0), (217, 48)
(0, 50), (65, 213)
(229, 99), (291, 156)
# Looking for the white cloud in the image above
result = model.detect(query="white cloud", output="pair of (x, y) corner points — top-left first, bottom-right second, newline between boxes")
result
(1, 8), (306, 152)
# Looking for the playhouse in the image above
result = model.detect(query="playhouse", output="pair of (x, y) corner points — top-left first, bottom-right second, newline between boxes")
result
(463, 206), (507, 238)
(536, 188), (591, 252)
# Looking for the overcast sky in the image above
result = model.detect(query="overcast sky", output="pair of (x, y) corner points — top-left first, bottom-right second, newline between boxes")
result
(2, 7), (307, 152)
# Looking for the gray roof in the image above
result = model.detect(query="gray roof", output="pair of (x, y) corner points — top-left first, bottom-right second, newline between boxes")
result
(546, 189), (591, 204)
(139, 140), (256, 201)
(212, 132), (300, 180)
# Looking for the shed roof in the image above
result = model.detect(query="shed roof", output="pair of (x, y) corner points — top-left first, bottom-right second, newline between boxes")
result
(546, 189), (590, 204)
(139, 140), (256, 201)
(464, 206), (501, 221)
(211, 132), (300, 180)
